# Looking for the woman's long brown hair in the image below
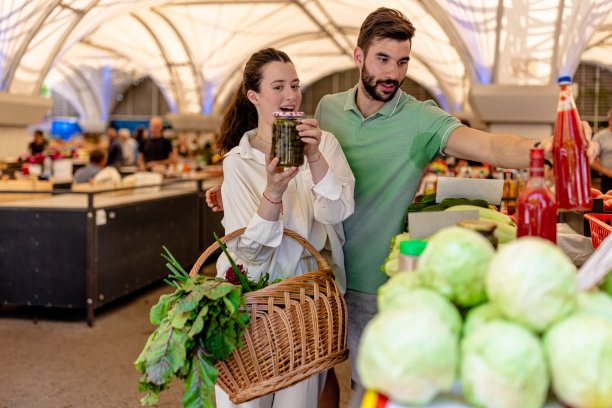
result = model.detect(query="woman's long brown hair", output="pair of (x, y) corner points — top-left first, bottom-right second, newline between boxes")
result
(217, 48), (292, 154)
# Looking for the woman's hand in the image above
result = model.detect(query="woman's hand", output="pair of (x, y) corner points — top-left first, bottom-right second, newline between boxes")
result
(263, 146), (298, 202)
(297, 118), (322, 162)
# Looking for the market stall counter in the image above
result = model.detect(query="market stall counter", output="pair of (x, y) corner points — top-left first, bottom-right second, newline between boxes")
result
(0, 176), (223, 325)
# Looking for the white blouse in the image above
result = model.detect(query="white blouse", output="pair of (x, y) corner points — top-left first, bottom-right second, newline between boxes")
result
(216, 128), (355, 292)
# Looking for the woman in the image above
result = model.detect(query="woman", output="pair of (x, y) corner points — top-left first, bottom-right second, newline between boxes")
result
(215, 48), (355, 408)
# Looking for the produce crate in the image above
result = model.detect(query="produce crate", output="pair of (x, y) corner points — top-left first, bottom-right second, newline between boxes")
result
(584, 213), (612, 249)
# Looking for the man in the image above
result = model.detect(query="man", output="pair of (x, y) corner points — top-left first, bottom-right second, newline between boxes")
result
(591, 107), (612, 193)
(28, 129), (47, 154)
(207, 6), (598, 392)
(106, 126), (123, 167)
(138, 116), (175, 170)
(73, 149), (106, 183)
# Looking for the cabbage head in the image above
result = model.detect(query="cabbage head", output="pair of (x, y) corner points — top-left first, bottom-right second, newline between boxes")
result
(486, 237), (577, 333)
(544, 313), (612, 408)
(357, 307), (458, 405)
(463, 302), (505, 337)
(576, 291), (612, 323)
(461, 321), (549, 408)
(377, 271), (420, 309)
(417, 226), (495, 307)
(378, 286), (462, 336)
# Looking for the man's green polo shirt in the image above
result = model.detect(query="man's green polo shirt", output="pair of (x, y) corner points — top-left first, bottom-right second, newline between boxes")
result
(315, 85), (462, 294)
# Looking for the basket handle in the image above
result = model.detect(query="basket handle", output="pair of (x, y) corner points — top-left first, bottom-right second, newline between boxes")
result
(189, 227), (331, 277)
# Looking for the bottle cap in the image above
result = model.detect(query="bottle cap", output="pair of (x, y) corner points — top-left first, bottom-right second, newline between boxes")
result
(557, 76), (572, 84)
(273, 111), (305, 117)
(399, 240), (427, 256)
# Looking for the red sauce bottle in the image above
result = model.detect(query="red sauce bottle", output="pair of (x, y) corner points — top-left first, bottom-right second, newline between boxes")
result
(517, 148), (557, 243)
(552, 76), (592, 211)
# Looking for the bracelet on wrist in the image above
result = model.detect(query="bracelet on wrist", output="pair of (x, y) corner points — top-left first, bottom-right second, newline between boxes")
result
(262, 192), (283, 215)
(308, 152), (322, 164)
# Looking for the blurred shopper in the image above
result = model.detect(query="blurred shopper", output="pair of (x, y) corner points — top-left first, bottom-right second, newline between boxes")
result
(138, 117), (175, 170)
(73, 149), (106, 183)
(28, 129), (47, 154)
(106, 127), (123, 167)
(118, 128), (137, 166)
(175, 131), (192, 158)
(591, 107), (612, 193)
(214, 47), (354, 408)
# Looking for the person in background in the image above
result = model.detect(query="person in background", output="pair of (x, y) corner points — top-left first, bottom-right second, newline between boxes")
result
(591, 107), (612, 193)
(207, 7), (599, 394)
(118, 128), (137, 166)
(175, 131), (192, 158)
(28, 129), (48, 154)
(214, 47), (355, 408)
(106, 127), (123, 167)
(138, 117), (175, 170)
(73, 149), (106, 183)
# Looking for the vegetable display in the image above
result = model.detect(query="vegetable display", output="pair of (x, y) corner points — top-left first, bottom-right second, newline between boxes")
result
(360, 227), (612, 408)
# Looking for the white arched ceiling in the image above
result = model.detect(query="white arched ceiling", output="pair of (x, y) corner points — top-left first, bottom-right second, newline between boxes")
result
(0, 0), (610, 124)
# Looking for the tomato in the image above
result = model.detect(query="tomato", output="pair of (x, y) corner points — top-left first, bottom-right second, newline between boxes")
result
(591, 187), (603, 198)
(605, 199), (612, 211)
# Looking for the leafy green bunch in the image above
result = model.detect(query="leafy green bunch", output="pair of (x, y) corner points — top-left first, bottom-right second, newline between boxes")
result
(134, 246), (250, 408)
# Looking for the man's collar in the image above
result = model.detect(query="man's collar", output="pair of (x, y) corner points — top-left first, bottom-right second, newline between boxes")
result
(344, 84), (403, 118)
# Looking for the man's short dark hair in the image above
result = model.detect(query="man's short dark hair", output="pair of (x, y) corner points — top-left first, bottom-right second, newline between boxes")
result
(89, 149), (106, 164)
(34, 129), (43, 137)
(357, 8), (416, 57)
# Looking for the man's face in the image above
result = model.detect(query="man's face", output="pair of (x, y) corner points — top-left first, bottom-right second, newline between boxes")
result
(358, 38), (411, 102)
(107, 128), (117, 139)
(149, 118), (163, 138)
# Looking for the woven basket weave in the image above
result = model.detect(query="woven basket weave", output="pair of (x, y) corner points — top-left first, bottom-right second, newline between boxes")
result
(189, 227), (348, 404)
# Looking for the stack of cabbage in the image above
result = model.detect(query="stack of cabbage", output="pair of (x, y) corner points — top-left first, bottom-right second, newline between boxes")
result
(358, 226), (612, 408)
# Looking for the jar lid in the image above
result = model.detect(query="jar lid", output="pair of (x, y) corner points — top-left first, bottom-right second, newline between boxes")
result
(273, 111), (305, 117)
(399, 240), (428, 256)
(557, 76), (572, 84)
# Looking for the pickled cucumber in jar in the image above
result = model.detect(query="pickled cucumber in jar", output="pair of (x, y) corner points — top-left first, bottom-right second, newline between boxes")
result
(271, 111), (305, 167)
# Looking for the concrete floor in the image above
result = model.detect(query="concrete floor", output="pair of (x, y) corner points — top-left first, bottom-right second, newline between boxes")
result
(0, 266), (354, 408)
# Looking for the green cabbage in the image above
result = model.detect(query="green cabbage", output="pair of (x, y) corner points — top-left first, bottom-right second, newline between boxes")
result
(357, 307), (458, 405)
(544, 313), (612, 408)
(461, 321), (549, 408)
(486, 237), (578, 333)
(377, 271), (420, 309)
(463, 302), (505, 337)
(417, 226), (495, 307)
(576, 290), (612, 323)
(377, 286), (462, 336)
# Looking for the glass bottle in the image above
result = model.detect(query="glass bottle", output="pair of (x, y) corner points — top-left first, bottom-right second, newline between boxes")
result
(516, 148), (557, 243)
(553, 76), (592, 211)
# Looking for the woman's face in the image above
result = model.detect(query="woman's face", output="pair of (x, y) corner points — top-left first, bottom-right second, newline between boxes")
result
(250, 61), (301, 127)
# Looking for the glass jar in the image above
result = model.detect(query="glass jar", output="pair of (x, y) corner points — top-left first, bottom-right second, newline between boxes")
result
(271, 111), (305, 167)
(398, 240), (427, 273)
(458, 219), (498, 249)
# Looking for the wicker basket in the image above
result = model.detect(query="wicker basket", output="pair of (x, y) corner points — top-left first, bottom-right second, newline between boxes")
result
(189, 227), (348, 404)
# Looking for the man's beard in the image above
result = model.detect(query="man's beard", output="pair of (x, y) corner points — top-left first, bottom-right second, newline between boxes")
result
(361, 65), (403, 102)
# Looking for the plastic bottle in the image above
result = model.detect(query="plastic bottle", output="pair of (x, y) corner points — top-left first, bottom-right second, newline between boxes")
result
(398, 240), (427, 273)
(552, 76), (592, 211)
(516, 148), (557, 243)
(43, 156), (52, 179)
